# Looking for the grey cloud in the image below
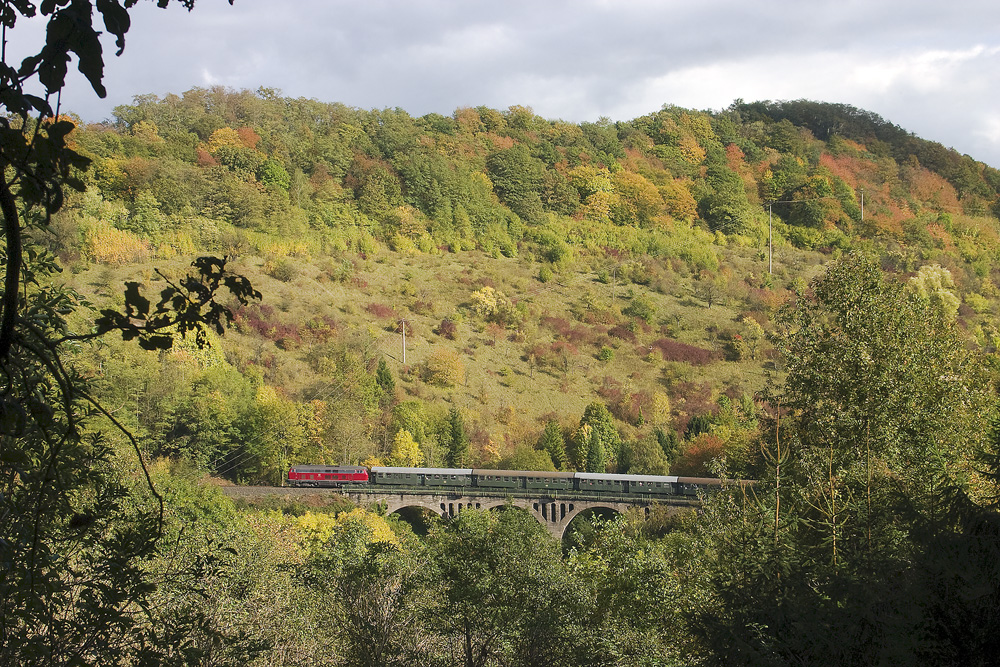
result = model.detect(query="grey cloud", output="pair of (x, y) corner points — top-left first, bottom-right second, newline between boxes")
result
(13, 0), (1000, 166)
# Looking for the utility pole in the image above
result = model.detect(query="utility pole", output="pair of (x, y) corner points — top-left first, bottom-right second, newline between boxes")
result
(859, 187), (864, 222)
(611, 265), (618, 307)
(400, 319), (406, 365)
(767, 202), (773, 275)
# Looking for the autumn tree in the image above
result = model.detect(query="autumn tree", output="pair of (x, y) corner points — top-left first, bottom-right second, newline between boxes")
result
(389, 429), (424, 467)
(423, 348), (465, 387)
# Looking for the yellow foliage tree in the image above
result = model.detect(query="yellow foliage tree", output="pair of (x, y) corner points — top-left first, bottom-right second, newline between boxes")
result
(908, 264), (960, 321)
(424, 348), (465, 388)
(611, 170), (663, 227)
(169, 326), (226, 368)
(206, 126), (244, 154)
(130, 120), (164, 145)
(333, 508), (397, 545)
(389, 428), (424, 467)
(84, 219), (152, 265)
(386, 204), (427, 239)
(660, 178), (698, 221)
(472, 286), (500, 318)
(296, 511), (338, 552)
(678, 133), (706, 165)
(650, 391), (672, 426)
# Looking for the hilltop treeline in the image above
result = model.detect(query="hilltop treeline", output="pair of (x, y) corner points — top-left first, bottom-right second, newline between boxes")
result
(63, 87), (1000, 260)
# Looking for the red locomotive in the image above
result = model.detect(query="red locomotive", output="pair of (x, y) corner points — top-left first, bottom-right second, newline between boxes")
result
(286, 465), (369, 487)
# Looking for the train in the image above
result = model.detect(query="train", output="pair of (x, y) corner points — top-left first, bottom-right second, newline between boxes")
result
(286, 465), (722, 497)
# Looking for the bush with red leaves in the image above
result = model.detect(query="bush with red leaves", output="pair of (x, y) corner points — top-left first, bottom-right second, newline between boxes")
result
(366, 303), (397, 319)
(608, 324), (637, 343)
(437, 318), (458, 340)
(652, 338), (719, 365)
(672, 433), (725, 476)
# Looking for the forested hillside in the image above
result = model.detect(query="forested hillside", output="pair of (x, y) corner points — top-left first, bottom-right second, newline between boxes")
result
(10, 0), (1000, 662)
(43, 86), (1000, 485)
(7, 77), (1000, 664)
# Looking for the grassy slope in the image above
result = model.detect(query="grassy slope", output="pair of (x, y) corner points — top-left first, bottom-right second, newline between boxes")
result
(65, 234), (829, 466)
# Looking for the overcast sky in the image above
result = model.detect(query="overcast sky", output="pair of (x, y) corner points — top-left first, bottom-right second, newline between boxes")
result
(13, 0), (1000, 167)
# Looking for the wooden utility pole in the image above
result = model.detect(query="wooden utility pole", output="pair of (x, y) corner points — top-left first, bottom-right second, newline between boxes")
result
(611, 265), (617, 306)
(400, 319), (406, 365)
(768, 202), (773, 275)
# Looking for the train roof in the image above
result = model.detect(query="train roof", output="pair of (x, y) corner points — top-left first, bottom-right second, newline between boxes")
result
(575, 472), (637, 481)
(676, 476), (724, 485)
(616, 474), (680, 483)
(370, 467), (473, 475)
(289, 464), (365, 472)
(472, 469), (575, 478)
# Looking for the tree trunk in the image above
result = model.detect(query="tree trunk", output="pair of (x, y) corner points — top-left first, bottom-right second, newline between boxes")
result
(0, 171), (21, 359)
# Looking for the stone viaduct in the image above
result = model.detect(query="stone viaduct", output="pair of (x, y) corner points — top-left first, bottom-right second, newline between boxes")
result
(338, 490), (699, 539)
(222, 487), (702, 538)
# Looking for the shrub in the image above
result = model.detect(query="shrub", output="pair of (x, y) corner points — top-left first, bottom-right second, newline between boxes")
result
(301, 316), (338, 343)
(597, 346), (614, 361)
(84, 220), (152, 265)
(232, 304), (302, 346)
(423, 349), (465, 387)
(411, 299), (435, 315)
(622, 293), (656, 323)
(541, 316), (594, 346)
(652, 338), (718, 365)
(366, 303), (397, 319)
(266, 257), (298, 282)
(538, 264), (554, 283)
(437, 318), (458, 340)
(548, 341), (578, 371)
(608, 324), (637, 343)
(324, 259), (354, 282)
(671, 433), (725, 476)
(597, 376), (623, 405)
